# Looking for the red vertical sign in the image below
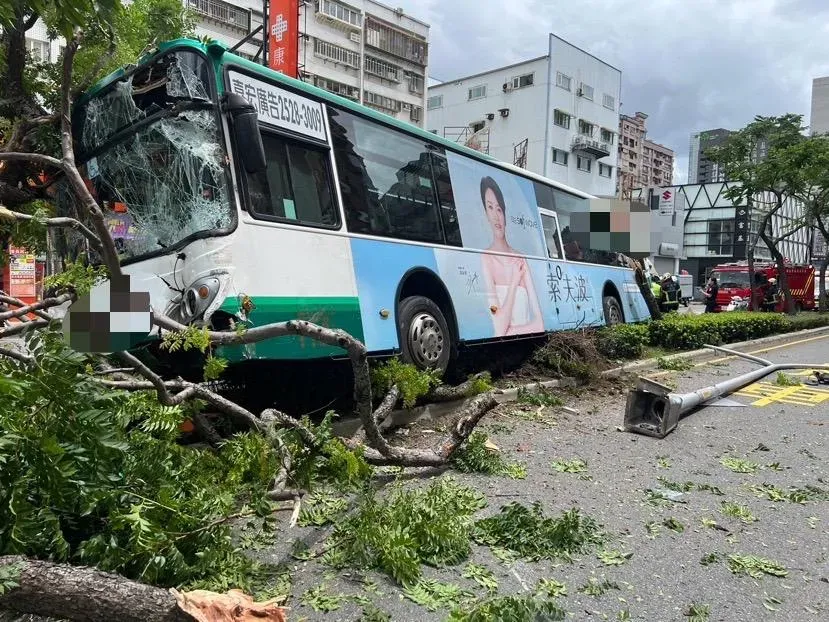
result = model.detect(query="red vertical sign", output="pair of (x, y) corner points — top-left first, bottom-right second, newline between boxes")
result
(268, 0), (299, 78)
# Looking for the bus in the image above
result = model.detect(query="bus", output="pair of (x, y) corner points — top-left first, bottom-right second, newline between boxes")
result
(55, 38), (650, 372)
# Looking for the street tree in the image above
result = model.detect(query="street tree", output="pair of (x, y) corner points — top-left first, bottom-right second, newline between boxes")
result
(778, 135), (829, 312)
(706, 114), (808, 314)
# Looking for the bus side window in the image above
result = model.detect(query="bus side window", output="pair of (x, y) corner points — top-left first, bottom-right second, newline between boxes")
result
(328, 107), (443, 244)
(430, 153), (462, 247)
(540, 213), (562, 259)
(245, 131), (338, 228)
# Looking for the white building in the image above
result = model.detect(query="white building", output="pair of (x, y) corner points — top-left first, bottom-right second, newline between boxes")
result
(186, 0), (430, 127)
(425, 34), (621, 197)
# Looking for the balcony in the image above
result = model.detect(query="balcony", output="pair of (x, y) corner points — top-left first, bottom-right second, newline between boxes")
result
(186, 0), (250, 32)
(571, 135), (611, 158)
(315, 0), (362, 32)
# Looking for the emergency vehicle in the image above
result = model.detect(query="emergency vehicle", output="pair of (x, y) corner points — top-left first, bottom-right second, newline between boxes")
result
(709, 260), (815, 312)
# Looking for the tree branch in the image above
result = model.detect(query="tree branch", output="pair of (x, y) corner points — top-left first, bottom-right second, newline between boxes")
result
(22, 11), (40, 31)
(0, 346), (35, 365)
(0, 292), (75, 322)
(0, 206), (104, 254)
(0, 293), (55, 321)
(0, 151), (64, 169)
(58, 33), (123, 278)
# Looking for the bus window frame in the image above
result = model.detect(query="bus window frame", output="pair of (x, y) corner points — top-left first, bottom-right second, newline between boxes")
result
(68, 45), (239, 268)
(239, 126), (342, 231)
(538, 208), (564, 260)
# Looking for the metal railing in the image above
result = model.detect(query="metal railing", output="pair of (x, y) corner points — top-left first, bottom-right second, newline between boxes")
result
(187, 0), (250, 32)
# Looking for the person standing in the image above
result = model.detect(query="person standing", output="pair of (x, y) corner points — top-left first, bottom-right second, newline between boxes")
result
(702, 276), (719, 313)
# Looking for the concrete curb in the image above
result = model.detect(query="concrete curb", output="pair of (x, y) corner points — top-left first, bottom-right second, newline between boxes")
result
(333, 324), (829, 437)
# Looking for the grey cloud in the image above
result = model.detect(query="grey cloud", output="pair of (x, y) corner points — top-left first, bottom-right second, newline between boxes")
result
(396, 0), (829, 182)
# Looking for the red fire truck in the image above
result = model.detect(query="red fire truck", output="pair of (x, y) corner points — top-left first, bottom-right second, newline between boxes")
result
(709, 260), (815, 312)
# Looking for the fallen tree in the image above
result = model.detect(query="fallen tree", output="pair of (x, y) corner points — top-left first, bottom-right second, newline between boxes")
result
(0, 22), (499, 622)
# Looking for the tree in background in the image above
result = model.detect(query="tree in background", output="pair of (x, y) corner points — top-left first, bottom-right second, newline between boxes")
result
(781, 135), (829, 312)
(707, 114), (809, 314)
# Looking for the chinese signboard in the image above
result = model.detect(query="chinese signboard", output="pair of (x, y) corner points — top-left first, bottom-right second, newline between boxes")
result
(8, 245), (36, 298)
(268, 0), (299, 78)
(733, 205), (750, 259)
(227, 70), (327, 142)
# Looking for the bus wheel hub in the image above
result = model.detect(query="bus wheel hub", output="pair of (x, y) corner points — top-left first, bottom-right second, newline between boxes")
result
(410, 313), (443, 365)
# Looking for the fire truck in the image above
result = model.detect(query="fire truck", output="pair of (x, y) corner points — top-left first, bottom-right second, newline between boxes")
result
(709, 260), (815, 312)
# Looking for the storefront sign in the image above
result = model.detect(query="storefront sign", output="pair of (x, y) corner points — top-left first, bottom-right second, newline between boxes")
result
(8, 245), (36, 298)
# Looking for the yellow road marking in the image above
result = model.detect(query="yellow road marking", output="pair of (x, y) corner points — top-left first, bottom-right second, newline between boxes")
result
(736, 380), (829, 407)
(647, 332), (829, 379)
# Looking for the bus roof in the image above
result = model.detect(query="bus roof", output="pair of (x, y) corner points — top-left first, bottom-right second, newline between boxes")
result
(80, 37), (597, 202)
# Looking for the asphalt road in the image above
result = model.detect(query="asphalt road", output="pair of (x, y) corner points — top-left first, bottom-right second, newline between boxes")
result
(274, 333), (829, 621)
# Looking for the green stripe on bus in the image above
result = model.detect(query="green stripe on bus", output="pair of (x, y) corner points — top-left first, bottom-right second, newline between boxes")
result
(215, 296), (363, 362)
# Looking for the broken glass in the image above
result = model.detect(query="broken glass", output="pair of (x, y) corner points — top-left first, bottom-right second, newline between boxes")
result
(57, 49), (231, 265)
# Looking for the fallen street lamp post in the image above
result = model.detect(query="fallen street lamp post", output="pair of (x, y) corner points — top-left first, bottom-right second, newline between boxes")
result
(624, 344), (829, 439)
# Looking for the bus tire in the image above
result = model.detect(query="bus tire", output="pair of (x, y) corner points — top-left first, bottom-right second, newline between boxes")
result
(397, 295), (452, 373)
(602, 295), (624, 326)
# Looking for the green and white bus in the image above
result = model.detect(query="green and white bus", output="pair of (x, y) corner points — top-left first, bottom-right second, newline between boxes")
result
(58, 38), (650, 371)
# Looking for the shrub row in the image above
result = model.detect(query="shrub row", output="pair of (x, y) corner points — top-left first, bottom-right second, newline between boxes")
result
(596, 312), (829, 360)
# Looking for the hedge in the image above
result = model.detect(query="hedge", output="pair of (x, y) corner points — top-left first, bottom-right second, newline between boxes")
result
(596, 312), (829, 360)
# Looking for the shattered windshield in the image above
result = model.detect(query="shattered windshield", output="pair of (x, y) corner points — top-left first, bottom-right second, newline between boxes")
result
(55, 50), (232, 263)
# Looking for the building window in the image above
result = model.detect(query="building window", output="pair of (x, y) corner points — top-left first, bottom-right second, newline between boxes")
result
(577, 156), (592, 172)
(313, 75), (359, 100)
(552, 148), (569, 166)
(602, 93), (615, 110)
(578, 120), (594, 137)
(468, 84), (487, 100)
(510, 73), (534, 89)
(579, 83), (594, 100)
(598, 163), (612, 177)
(555, 72), (572, 91)
(427, 95), (443, 110)
(407, 72), (424, 94)
(25, 37), (50, 62)
(553, 109), (570, 129)
(185, 0), (250, 31)
(245, 132), (339, 228)
(328, 107), (445, 244)
(410, 106), (423, 123)
(365, 55), (401, 82)
(363, 90), (401, 112)
(314, 38), (360, 68)
(707, 219), (734, 255)
(365, 17), (427, 66)
(600, 128), (614, 144)
(317, 0), (362, 27)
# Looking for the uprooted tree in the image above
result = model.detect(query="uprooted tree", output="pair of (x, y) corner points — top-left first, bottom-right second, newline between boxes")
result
(0, 5), (500, 620)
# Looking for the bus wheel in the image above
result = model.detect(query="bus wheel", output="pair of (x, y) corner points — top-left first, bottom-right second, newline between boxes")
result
(603, 296), (624, 326)
(398, 295), (452, 373)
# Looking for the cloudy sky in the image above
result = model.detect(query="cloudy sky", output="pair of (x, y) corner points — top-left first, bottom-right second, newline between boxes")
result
(392, 0), (829, 183)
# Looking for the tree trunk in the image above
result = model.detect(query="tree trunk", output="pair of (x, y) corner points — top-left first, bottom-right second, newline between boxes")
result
(747, 248), (756, 311)
(817, 218), (829, 314)
(0, 557), (189, 622)
(760, 230), (795, 315)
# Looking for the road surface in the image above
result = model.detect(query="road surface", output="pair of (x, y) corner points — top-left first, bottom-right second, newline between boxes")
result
(273, 333), (829, 621)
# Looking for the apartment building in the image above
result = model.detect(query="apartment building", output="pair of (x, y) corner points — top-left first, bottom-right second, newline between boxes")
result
(617, 111), (674, 197)
(810, 76), (829, 136)
(185, 0), (430, 127)
(687, 128), (731, 184)
(425, 34), (621, 197)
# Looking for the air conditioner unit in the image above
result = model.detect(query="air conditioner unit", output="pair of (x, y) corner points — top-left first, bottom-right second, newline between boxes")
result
(402, 102), (412, 110)
(576, 88), (583, 96)
(349, 32), (360, 43)
(502, 82), (511, 92)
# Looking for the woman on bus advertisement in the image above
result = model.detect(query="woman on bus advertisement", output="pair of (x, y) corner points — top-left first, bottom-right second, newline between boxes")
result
(478, 176), (544, 336)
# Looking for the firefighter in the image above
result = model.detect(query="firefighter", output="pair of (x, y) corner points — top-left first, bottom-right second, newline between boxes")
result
(762, 278), (779, 312)
(649, 272), (662, 303)
(660, 272), (680, 312)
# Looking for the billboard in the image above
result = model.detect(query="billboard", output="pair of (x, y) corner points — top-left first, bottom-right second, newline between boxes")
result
(268, 0), (299, 78)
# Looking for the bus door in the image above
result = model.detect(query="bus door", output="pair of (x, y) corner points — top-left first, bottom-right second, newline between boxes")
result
(538, 208), (580, 327)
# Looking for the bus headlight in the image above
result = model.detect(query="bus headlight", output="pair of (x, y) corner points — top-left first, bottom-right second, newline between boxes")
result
(181, 276), (221, 322)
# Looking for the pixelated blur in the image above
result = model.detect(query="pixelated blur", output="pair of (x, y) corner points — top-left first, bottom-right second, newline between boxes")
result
(568, 199), (651, 255)
(62, 274), (152, 353)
